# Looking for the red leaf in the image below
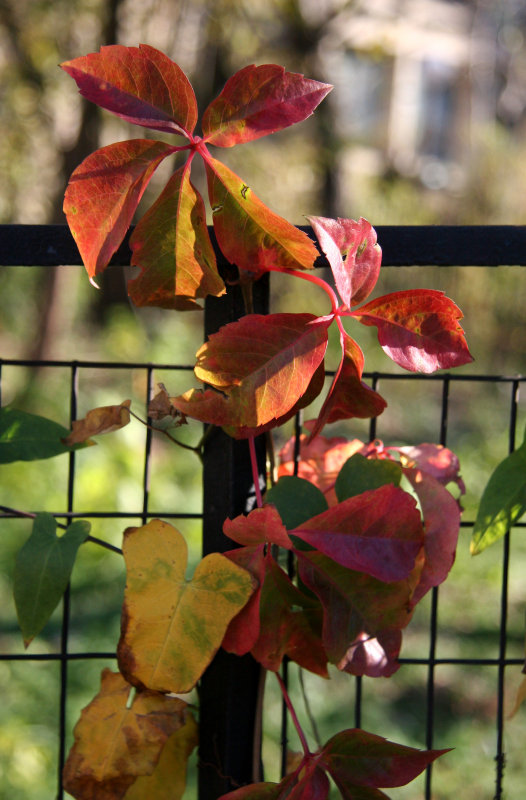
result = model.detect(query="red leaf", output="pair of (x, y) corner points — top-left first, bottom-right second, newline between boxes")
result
(204, 155), (319, 278)
(224, 506), (292, 548)
(291, 484), (424, 582)
(250, 557), (328, 676)
(338, 629), (403, 679)
(307, 216), (381, 307)
(127, 161), (225, 308)
(393, 443), (466, 494)
(64, 140), (175, 281)
(202, 64), (332, 147)
(351, 289), (473, 373)
(222, 546), (266, 655)
(171, 314), (330, 429)
(61, 44), (197, 137)
(319, 729), (450, 791)
(218, 767), (329, 800)
(307, 331), (386, 441)
(403, 468), (461, 605)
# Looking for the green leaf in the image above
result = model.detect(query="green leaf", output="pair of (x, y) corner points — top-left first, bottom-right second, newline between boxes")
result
(0, 407), (92, 463)
(265, 476), (328, 530)
(335, 453), (402, 502)
(471, 428), (526, 554)
(13, 514), (90, 646)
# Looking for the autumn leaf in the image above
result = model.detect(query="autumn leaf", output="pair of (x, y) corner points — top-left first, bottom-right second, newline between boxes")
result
(117, 519), (255, 693)
(204, 154), (319, 278)
(61, 44), (198, 137)
(171, 314), (330, 429)
(148, 384), (187, 422)
(127, 161), (225, 308)
(62, 400), (130, 445)
(308, 216), (382, 308)
(64, 140), (175, 282)
(394, 442), (466, 495)
(202, 64), (332, 147)
(265, 475), (328, 531)
(290, 484), (424, 583)
(222, 545), (266, 655)
(14, 514), (90, 646)
(223, 506), (292, 548)
(63, 669), (194, 800)
(350, 289), (473, 373)
(307, 330), (386, 440)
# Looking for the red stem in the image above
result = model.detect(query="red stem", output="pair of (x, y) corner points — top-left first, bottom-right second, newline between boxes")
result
(275, 671), (311, 757)
(248, 435), (263, 508)
(265, 265), (340, 316)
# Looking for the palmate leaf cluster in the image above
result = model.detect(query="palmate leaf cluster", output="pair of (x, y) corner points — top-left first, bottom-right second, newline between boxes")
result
(3, 44), (478, 800)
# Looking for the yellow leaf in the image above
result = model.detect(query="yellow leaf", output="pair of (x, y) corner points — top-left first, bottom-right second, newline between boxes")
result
(508, 674), (526, 719)
(63, 400), (131, 445)
(117, 519), (256, 693)
(63, 669), (191, 800)
(124, 712), (198, 799)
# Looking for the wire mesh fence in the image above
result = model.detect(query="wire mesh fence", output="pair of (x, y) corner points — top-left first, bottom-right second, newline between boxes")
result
(0, 225), (525, 800)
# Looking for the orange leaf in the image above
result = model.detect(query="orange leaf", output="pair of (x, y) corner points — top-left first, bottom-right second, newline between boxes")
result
(62, 400), (130, 445)
(63, 669), (192, 800)
(117, 520), (255, 693)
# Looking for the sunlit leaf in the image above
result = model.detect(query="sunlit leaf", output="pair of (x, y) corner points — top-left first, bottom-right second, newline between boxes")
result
(0, 407), (91, 463)
(351, 289), (473, 373)
(63, 669), (192, 800)
(335, 453), (402, 502)
(128, 161), (225, 308)
(471, 427), (526, 554)
(64, 139), (175, 282)
(14, 514), (90, 646)
(307, 331), (386, 440)
(394, 442), (466, 495)
(62, 400), (131, 445)
(124, 711), (198, 800)
(266, 476), (328, 530)
(224, 506), (292, 548)
(61, 44), (198, 136)
(171, 314), (330, 429)
(291, 485), (424, 582)
(202, 64), (332, 147)
(508, 675), (526, 719)
(307, 216), (381, 307)
(117, 519), (255, 693)
(204, 155), (319, 278)
(319, 729), (450, 793)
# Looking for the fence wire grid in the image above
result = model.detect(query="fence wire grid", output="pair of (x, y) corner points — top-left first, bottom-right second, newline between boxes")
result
(0, 224), (525, 800)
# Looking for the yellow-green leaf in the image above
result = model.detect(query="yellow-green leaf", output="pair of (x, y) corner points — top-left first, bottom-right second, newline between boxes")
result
(63, 669), (192, 800)
(117, 519), (256, 693)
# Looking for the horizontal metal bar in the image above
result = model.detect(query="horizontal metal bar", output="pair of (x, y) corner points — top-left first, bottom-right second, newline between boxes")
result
(2, 224), (526, 267)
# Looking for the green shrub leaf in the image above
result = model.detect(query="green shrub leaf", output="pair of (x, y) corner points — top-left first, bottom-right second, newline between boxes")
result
(0, 407), (92, 463)
(335, 453), (402, 502)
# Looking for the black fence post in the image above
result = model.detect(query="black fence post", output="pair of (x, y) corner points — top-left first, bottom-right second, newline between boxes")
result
(199, 271), (268, 800)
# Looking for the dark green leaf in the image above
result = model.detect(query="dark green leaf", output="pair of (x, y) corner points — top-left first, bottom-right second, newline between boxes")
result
(265, 476), (328, 530)
(335, 453), (402, 502)
(13, 514), (90, 646)
(471, 428), (526, 554)
(0, 408), (92, 463)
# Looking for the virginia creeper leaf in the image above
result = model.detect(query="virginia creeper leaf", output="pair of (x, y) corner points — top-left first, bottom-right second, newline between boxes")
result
(171, 314), (330, 429)
(217, 774), (303, 800)
(204, 155), (319, 278)
(64, 139), (175, 281)
(222, 545), (266, 655)
(224, 506), (292, 548)
(291, 484), (424, 582)
(63, 669), (193, 800)
(251, 556), (328, 676)
(319, 729), (450, 793)
(202, 64), (332, 147)
(509, 675), (526, 719)
(471, 427), (526, 554)
(307, 331), (386, 440)
(123, 710), (198, 800)
(148, 384), (187, 423)
(0, 407), (92, 463)
(403, 468), (461, 605)
(351, 289), (473, 373)
(265, 476), (329, 530)
(394, 443), (465, 495)
(307, 216), (382, 307)
(61, 44), (198, 136)
(335, 453), (402, 503)
(128, 161), (225, 308)
(13, 514), (90, 646)
(62, 400), (131, 445)
(117, 519), (255, 693)
(297, 550), (413, 676)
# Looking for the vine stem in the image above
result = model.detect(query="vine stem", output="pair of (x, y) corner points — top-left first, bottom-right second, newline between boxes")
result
(265, 265), (340, 316)
(248, 435), (263, 508)
(275, 671), (311, 757)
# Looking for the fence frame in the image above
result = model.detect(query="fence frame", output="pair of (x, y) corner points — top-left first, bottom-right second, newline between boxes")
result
(1, 224), (525, 800)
